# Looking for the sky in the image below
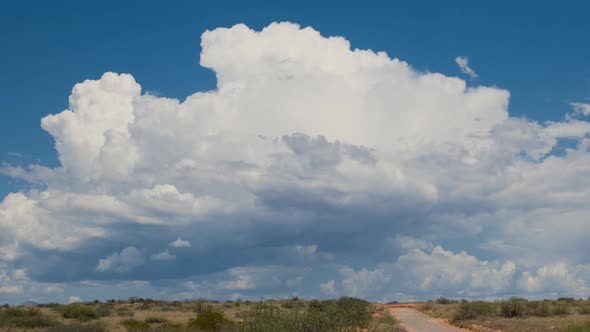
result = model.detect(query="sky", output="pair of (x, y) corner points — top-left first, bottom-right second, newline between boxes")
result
(1, 0), (590, 304)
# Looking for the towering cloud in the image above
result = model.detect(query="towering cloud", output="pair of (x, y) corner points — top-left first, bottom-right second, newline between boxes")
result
(1, 22), (590, 303)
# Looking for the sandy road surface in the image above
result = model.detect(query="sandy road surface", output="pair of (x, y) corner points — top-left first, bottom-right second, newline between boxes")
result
(389, 307), (468, 332)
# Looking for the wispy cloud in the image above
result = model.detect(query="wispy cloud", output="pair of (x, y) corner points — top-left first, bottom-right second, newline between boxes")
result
(150, 250), (176, 261)
(455, 56), (479, 79)
(570, 102), (590, 116)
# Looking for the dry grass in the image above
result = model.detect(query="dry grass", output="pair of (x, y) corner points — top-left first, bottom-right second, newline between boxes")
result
(0, 298), (405, 332)
(418, 299), (590, 332)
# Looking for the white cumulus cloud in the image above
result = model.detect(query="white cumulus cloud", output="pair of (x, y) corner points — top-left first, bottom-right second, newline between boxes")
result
(169, 238), (191, 248)
(320, 280), (337, 297)
(68, 296), (82, 303)
(1, 22), (590, 302)
(96, 247), (145, 273)
(393, 246), (517, 297)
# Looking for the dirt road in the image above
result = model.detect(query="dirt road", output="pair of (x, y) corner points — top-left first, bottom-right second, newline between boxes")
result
(389, 307), (468, 332)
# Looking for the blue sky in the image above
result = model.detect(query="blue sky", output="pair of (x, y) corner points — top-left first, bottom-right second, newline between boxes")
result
(1, 1), (590, 304)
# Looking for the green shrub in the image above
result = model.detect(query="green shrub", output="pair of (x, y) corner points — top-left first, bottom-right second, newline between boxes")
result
(499, 299), (525, 318)
(552, 303), (570, 316)
(334, 297), (372, 328)
(95, 303), (114, 317)
(0, 308), (58, 328)
(117, 306), (134, 317)
(368, 312), (406, 332)
(192, 301), (216, 314)
(188, 311), (232, 331)
(281, 301), (294, 309)
(243, 303), (343, 332)
(145, 316), (169, 324)
(526, 301), (551, 317)
(121, 318), (150, 332)
(565, 321), (590, 332)
(239, 297), (374, 332)
(558, 297), (576, 302)
(580, 306), (590, 315)
(452, 301), (497, 322)
(43, 322), (107, 332)
(308, 299), (322, 310)
(151, 323), (191, 331)
(239, 304), (293, 331)
(420, 302), (434, 311)
(435, 297), (452, 304)
(60, 303), (100, 321)
(281, 300), (303, 309)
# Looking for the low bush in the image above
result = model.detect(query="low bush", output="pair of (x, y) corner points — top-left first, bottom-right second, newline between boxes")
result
(117, 306), (134, 317)
(499, 299), (525, 318)
(552, 303), (570, 316)
(121, 318), (150, 332)
(145, 316), (169, 324)
(558, 297), (576, 302)
(239, 297), (374, 332)
(420, 302), (434, 311)
(151, 323), (193, 331)
(579, 306), (590, 315)
(281, 300), (298, 309)
(192, 301), (216, 314)
(308, 299), (322, 310)
(452, 301), (497, 322)
(565, 321), (590, 332)
(369, 313), (406, 332)
(95, 303), (114, 317)
(334, 297), (373, 328)
(0, 307), (58, 328)
(188, 311), (232, 331)
(239, 305), (295, 331)
(526, 301), (551, 317)
(435, 297), (452, 304)
(139, 303), (152, 310)
(129, 297), (157, 304)
(60, 303), (100, 321)
(43, 322), (107, 332)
